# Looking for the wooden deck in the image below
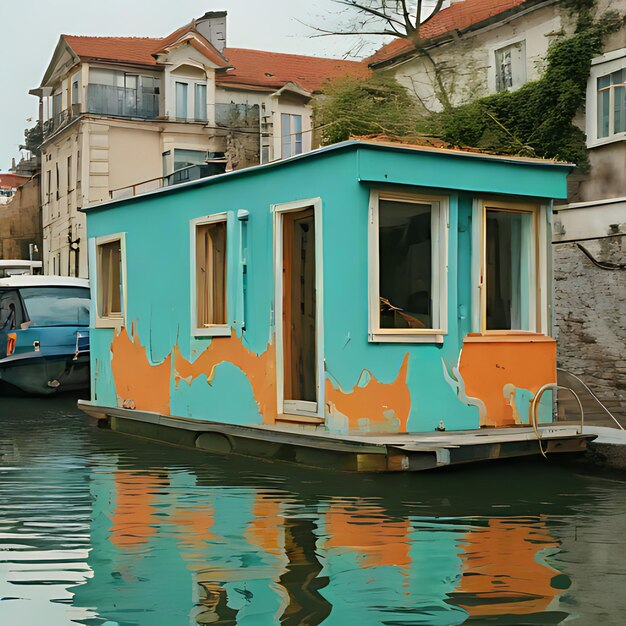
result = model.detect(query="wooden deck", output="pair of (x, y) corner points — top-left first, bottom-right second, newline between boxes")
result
(78, 401), (594, 472)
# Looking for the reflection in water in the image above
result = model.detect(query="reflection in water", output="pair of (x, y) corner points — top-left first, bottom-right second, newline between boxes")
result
(1, 397), (626, 625)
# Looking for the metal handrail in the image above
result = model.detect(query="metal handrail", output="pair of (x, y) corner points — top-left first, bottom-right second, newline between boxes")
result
(529, 383), (585, 458)
(557, 367), (624, 431)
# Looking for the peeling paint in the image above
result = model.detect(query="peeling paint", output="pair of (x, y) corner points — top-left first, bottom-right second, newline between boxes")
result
(111, 325), (171, 415)
(325, 354), (411, 433)
(173, 336), (277, 424)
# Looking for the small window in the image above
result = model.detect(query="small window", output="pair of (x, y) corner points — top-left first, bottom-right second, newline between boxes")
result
(195, 83), (207, 121)
(481, 204), (538, 332)
(176, 82), (188, 119)
(96, 237), (124, 325)
(597, 69), (626, 139)
(495, 41), (526, 92)
(369, 192), (448, 342)
(193, 217), (228, 335)
(67, 155), (72, 193)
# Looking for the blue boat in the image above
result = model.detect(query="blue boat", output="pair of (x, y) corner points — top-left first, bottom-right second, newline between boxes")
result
(0, 276), (90, 395)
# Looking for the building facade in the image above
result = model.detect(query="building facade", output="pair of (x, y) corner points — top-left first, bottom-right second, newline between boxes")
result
(31, 11), (366, 278)
(368, 0), (626, 414)
(0, 174), (42, 262)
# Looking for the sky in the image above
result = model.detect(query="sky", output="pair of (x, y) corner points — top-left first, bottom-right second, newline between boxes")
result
(0, 0), (397, 172)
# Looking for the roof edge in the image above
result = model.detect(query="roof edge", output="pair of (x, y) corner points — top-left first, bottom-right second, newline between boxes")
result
(83, 140), (573, 215)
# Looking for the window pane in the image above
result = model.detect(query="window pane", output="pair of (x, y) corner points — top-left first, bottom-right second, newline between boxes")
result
(174, 149), (207, 172)
(195, 84), (207, 121)
(281, 113), (292, 158)
(485, 210), (532, 330)
(20, 287), (90, 327)
(196, 222), (227, 326)
(614, 85), (625, 134)
(176, 82), (188, 119)
(293, 115), (303, 155)
(598, 87), (610, 138)
(379, 200), (433, 329)
(99, 241), (122, 317)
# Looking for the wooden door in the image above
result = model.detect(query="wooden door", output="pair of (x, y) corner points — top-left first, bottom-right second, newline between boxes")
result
(282, 208), (317, 412)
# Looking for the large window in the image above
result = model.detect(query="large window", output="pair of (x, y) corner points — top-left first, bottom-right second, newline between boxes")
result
(484, 209), (534, 330)
(597, 69), (626, 139)
(96, 236), (125, 326)
(476, 202), (542, 333)
(87, 69), (159, 118)
(494, 41), (526, 92)
(281, 113), (303, 158)
(192, 216), (228, 336)
(369, 192), (447, 342)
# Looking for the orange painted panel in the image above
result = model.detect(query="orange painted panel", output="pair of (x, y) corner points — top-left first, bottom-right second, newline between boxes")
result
(325, 353), (411, 433)
(173, 337), (277, 424)
(111, 326), (172, 415)
(458, 337), (556, 427)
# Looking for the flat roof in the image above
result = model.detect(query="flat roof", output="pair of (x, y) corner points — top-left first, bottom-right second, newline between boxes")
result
(0, 276), (89, 289)
(84, 139), (573, 214)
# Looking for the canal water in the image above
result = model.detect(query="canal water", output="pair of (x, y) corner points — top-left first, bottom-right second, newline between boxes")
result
(1, 397), (625, 626)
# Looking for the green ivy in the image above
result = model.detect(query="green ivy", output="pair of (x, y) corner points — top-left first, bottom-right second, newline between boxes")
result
(314, 75), (420, 146)
(436, 8), (622, 168)
(315, 3), (622, 169)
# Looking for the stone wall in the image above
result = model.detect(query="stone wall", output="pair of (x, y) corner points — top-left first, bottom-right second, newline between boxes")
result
(554, 235), (626, 416)
(0, 175), (42, 260)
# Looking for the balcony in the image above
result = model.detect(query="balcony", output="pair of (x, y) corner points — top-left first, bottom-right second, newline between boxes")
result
(109, 160), (227, 201)
(87, 84), (159, 119)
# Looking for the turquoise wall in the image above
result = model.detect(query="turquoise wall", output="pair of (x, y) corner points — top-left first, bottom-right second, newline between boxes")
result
(87, 143), (565, 433)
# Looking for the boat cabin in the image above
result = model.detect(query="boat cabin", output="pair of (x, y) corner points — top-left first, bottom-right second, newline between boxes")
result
(80, 140), (579, 469)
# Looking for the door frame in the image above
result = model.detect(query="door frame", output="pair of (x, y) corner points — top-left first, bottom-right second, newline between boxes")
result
(273, 197), (324, 418)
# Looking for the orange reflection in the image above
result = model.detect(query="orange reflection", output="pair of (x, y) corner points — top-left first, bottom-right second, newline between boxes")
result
(324, 502), (411, 570)
(245, 495), (284, 556)
(110, 472), (168, 547)
(456, 518), (561, 616)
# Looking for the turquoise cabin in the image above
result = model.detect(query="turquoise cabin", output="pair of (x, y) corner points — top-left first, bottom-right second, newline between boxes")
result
(80, 140), (590, 470)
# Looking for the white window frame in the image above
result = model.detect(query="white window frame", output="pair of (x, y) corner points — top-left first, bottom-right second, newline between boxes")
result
(368, 189), (449, 344)
(586, 49), (626, 148)
(280, 113), (303, 159)
(471, 199), (548, 335)
(93, 232), (127, 329)
(489, 37), (527, 94)
(190, 213), (231, 338)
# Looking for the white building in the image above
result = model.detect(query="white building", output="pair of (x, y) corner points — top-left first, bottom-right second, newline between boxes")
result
(31, 11), (367, 277)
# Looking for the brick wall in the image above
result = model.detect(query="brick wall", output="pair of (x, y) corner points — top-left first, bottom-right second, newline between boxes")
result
(554, 235), (626, 416)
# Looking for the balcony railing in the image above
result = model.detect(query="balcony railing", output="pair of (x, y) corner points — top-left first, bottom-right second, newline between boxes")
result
(109, 161), (227, 201)
(87, 84), (159, 119)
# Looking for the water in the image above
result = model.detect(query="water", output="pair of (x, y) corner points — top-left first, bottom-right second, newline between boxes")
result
(1, 397), (626, 626)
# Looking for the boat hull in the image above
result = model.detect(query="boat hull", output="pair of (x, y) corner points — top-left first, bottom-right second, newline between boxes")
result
(0, 352), (90, 396)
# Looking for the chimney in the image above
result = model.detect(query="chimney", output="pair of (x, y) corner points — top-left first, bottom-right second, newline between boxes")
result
(196, 11), (227, 52)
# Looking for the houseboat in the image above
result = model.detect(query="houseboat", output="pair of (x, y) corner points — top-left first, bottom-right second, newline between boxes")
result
(0, 276), (90, 395)
(78, 140), (592, 471)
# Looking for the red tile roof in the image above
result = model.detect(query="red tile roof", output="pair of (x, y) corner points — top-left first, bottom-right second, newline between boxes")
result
(61, 31), (368, 92)
(218, 48), (369, 92)
(368, 0), (529, 65)
(0, 174), (30, 190)
(63, 35), (162, 66)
